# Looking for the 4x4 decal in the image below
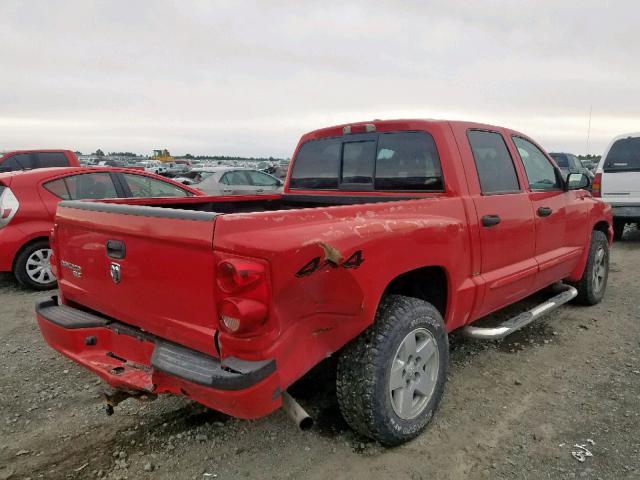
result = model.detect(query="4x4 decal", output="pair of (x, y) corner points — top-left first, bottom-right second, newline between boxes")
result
(296, 250), (364, 277)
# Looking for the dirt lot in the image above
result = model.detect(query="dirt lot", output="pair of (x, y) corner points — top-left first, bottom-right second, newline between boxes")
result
(1, 234), (639, 480)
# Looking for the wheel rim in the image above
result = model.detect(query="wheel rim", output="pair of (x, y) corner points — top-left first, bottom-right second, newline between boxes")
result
(592, 246), (607, 293)
(389, 327), (439, 420)
(26, 248), (54, 285)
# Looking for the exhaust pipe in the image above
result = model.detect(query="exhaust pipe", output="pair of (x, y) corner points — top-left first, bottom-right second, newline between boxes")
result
(281, 391), (313, 430)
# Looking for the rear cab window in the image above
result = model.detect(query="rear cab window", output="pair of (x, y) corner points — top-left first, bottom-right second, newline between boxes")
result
(603, 137), (640, 172)
(289, 131), (444, 192)
(0, 153), (35, 172)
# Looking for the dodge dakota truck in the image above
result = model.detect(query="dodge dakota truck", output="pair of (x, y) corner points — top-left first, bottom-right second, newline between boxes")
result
(37, 119), (612, 445)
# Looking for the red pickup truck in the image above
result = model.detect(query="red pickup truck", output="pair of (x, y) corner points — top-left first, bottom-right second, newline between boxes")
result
(37, 120), (612, 445)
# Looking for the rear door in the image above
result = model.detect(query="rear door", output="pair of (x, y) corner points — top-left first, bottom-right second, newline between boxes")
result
(461, 129), (537, 317)
(600, 136), (640, 203)
(511, 136), (589, 289)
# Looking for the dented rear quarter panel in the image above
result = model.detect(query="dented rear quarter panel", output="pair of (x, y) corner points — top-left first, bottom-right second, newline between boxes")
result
(213, 196), (474, 388)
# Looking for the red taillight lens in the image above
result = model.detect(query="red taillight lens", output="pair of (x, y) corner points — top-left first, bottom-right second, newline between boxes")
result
(215, 256), (270, 337)
(592, 173), (602, 197)
(219, 297), (268, 334)
(216, 258), (264, 293)
(49, 226), (58, 277)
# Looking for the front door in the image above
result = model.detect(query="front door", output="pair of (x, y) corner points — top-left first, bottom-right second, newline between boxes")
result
(510, 136), (587, 288)
(464, 129), (537, 317)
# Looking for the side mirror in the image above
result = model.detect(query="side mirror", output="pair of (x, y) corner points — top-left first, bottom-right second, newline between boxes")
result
(566, 173), (590, 190)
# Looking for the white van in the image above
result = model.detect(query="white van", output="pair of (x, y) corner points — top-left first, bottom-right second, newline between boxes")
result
(594, 133), (640, 239)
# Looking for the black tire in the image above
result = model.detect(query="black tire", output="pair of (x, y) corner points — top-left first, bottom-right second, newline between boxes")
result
(569, 230), (609, 305)
(613, 220), (625, 241)
(13, 239), (57, 290)
(336, 295), (448, 445)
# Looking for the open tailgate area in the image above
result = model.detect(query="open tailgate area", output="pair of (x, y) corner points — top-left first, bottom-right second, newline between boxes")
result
(54, 201), (219, 355)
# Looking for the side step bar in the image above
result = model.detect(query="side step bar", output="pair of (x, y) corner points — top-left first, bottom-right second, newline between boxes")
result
(462, 284), (578, 340)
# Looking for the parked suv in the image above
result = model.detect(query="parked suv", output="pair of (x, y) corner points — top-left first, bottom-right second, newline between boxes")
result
(0, 150), (79, 172)
(550, 152), (594, 180)
(593, 133), (640, 239)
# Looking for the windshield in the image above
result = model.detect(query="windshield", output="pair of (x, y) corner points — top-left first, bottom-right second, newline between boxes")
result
(604, 137), (640, 172)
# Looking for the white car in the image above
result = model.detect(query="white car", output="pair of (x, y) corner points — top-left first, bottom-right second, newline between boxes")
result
(180, 167), (283, 195)
(135, 160), (167, 175)
(594, 132), (640, 240)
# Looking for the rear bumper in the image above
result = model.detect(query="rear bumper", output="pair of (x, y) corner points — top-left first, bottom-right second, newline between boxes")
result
(609, 204), (640, 220)
(36, 298), (281, 419)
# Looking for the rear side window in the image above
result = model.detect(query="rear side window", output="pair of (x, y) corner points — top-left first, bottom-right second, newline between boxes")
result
(43, 179), (71, 199)
(37, 152), (69, 167)
(122, 173), (190, 198)
(221, 171), (250, 186)
(603, 137), (640, 172)
(290, 131), (443, 191)
(44, 172), (118, 200)
(467, 130), (520, 194)
(1, 153), (35, 171)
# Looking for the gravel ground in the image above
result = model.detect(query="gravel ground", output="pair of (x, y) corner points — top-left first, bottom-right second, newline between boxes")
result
(1, 232), (639, 480)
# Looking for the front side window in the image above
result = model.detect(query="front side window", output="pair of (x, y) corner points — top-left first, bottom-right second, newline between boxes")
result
(45, 173), (118, 200)
(467, 130), (520, 194)
(37, 152), (69, 167)
(246, 170), (279, 186)
(513, 136), (560, 191)
(123, 173), (190, 198)
(290, 131), (444, 191)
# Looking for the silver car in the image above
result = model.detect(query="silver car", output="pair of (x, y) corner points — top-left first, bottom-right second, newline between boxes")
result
(181, 167), (283, 195)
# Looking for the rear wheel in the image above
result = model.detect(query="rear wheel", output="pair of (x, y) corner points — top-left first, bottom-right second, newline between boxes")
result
(613, 220), (625, 241)
(14, 240), (57, 290)
(336, 295), (448, 445)
(569, 230), (609, 305)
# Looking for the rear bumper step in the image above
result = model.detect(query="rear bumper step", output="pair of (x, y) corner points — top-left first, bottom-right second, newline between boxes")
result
(36, 297), (276, 391)
(462, 285), (578, 340)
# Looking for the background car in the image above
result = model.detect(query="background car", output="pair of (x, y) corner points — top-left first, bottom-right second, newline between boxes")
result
(549, 152), (594, 180)
(594, 132), (640, 240)
(0, 150), (79, 172)
(0, 167), (202, 290)
(178, 167), (283, 195)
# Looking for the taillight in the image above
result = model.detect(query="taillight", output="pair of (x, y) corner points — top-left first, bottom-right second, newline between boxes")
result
(592, 173), (602, 197)
(216, 258), (264, 293)
(216, 257), (269, 336)
(0, 187), (19, 228)
(49, 225), (58, 277)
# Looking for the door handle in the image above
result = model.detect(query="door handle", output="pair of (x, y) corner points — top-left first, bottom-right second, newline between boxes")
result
(481, 215), (501, 227)
(256, 189), (264, 193)
(106, 240), (126, 259)
(537, 207), (553, 217)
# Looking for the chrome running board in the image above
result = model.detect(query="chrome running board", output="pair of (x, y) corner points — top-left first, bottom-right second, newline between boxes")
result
(462, 285), (578, 340)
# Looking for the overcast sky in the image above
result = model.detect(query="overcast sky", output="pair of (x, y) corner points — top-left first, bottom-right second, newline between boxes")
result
(1, 1), (638, 157)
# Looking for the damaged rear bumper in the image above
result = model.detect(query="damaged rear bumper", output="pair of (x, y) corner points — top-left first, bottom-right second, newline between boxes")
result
(36, 297), (281, 419)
